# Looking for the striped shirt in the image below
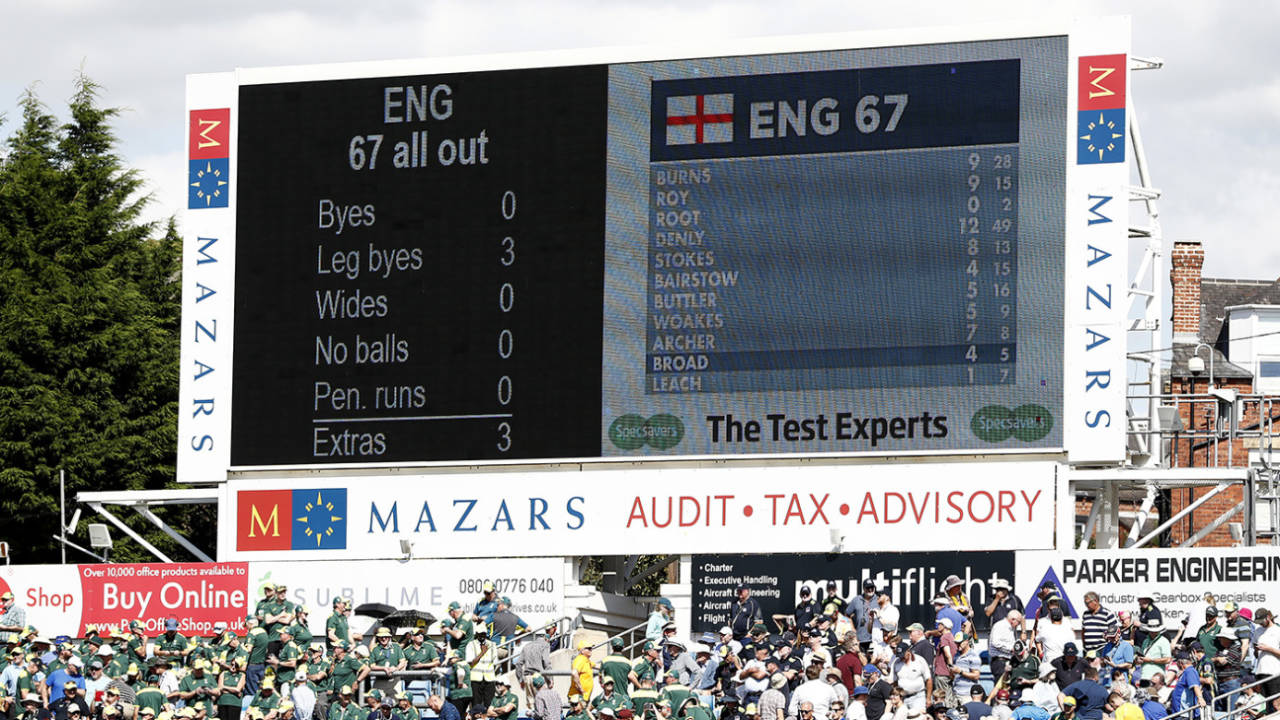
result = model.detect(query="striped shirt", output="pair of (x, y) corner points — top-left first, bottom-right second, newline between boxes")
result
(1081, 606), (1118, 652)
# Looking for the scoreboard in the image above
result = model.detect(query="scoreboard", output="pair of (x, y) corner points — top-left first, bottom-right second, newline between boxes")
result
(180, 24), (1135, 480)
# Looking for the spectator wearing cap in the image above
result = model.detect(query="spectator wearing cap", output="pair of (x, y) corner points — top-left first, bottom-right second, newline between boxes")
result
(930, 597), (966, 644)
(860, 667), (891, 720)
(515, 633), (550, 708)
(569, 638), (594, 703)
(1134, 617), (1170, 683)
(0, 592), (27, 645)
(214, 657), (247, 720)
(1168, 650), (1205, 719)
(490, 597), (527, 649)
(716, 626), (743, 661)
(330, 642), (370, 698)
(951, 632), (981, 701)
(86, 657), (113, 706)
(3, 648), (27, 697)
(136, 666), (170, 716)
(755, 673), (787, 720)
(176, 659), (217, 717)
(261, 585), (297, 658)
(892, 642), (931, 713)
(51, 680), (90, 720)
(327, 599), (352, 650)
(285, 604), (313, 649)
(931, 618), (958, 708)
(791, 588), (819, 635)
(986, 579), (1025, 627)
(731, 588), (764, 642)
(846, 582), (878, 653)
(442, 602), (476, 655)
(1097, 629), (1131, 690)
(594, 676), (634, 715)
(905, 624), (934, 667)
(631, 675), (662, 717)
(600, 637), (634, 697)
(1008, 641), (1041, 697)
(647, 598), (676, 643)
(820, 583), (847, 619)
(1078, 594), (1116, 657)
(1190, 606), (1223, 658)
(1051, 644), (1084, 691)
(446, 650), (474, 718)
(15, 654), (43, 706)
(951, 685), (985, 720)
(789, 665), (837, 720)
(1032, 583), (1059, 621)
(737, 644), (771, 705)
(472, 582), (500, 627)
(243, 615), (271, 696)
(329, 686), (364, 720)
(661, 669), (696, 713)
(155, 617), (190, 664)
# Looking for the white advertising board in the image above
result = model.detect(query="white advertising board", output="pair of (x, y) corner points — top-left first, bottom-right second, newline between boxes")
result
(1016, 547), (1280, 625)
(218, 462), (1059, 560)
(249, 557), (566, 635)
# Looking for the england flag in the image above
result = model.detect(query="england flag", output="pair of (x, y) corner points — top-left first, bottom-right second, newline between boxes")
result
(666, 93), (733, 146)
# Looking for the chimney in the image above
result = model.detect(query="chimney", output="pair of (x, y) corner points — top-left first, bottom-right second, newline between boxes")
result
(1170, 239), (1203, 345)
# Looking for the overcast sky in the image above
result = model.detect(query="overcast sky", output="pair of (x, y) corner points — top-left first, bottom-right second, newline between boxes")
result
(2, 0), (1276, 290)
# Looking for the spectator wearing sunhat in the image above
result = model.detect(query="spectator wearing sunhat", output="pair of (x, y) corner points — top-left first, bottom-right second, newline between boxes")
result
(1134, 595), (1162, 646)
(941, 576), (971, 621)
(16, 691), (42, 720)
(368, 626), (406, 694)
(664, 639), (699, 687)
(1134, 617), (1170, 683)
(328, 686), (363, 720)
(986, 579), (1024, 627)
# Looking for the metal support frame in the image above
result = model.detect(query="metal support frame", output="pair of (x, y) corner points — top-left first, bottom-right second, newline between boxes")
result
(75, 489), (220, 563)
(1125, 57), (1167, 469)
(1129, 483), (1230, 547)
(1178, 501), (1243, 547)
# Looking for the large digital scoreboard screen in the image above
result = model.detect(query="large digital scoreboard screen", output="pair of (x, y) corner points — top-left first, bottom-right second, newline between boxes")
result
(220, 34), (1070, 468)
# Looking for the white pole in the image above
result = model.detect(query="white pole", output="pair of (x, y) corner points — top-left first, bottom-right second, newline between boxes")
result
(60, 468), (66, 565)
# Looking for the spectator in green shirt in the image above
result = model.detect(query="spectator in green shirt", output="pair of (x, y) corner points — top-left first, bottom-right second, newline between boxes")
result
(291, 607), (314, 648)
(217, 658), (247, 720)
(156, 618), (191, 663)
(442, 604), (475, 654)
(488, 679), (519, 720)
(327, 600), (352, 650)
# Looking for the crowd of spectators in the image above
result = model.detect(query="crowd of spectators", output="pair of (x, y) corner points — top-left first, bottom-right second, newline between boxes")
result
(2, 577), (1279, 720)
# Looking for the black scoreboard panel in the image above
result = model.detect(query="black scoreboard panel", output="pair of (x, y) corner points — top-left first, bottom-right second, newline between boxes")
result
(232, 68), (608, 464)
(230, 37), (1067, 467)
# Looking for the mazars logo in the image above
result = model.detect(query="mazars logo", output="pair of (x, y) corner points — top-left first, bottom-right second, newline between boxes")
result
(237, 489), (348, 551)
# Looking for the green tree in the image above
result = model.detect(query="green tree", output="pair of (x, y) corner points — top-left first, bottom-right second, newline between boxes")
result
(0, 75), (205, 563)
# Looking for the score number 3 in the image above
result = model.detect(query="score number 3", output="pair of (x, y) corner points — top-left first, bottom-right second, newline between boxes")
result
(497, 191), (516, 452)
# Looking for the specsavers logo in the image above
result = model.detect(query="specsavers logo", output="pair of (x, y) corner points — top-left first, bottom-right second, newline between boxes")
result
(970, 404), (1053, 442)
(609, 414), (684, 450)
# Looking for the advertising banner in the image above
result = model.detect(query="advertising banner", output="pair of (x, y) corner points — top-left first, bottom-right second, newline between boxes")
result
(0, 562), (249, 637)
(1015, 547), (1280, 625)
(691, 552), (1015, 635)
(0, 558), (565, 639)
(218, 462), (1059, 560)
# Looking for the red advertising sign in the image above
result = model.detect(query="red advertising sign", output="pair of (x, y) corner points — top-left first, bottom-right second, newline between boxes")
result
(78, 563), (250, 636)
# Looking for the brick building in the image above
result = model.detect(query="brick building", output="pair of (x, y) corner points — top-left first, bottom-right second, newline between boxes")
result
(1163, 239), (1280, 545)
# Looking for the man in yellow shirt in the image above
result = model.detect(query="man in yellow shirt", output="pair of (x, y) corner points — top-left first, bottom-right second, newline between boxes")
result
(571, 640), (595, 701)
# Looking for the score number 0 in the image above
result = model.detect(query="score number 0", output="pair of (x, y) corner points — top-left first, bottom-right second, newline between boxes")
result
(497, 191), (516, 452)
